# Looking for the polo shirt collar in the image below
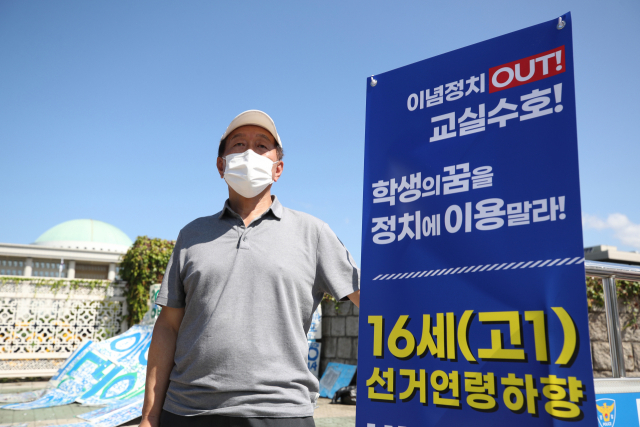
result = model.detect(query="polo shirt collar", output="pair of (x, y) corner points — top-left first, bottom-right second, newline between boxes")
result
(219, 196), (284, 221)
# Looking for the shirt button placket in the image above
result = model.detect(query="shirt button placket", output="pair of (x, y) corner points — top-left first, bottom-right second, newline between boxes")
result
(238, 219), (250, 249)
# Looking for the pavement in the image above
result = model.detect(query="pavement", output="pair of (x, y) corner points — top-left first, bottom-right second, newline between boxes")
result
(0, 383), (355, 427)
(314, 398), (356, 427)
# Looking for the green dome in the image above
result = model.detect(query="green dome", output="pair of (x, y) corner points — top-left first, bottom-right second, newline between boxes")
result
(34, 219), (133, 252)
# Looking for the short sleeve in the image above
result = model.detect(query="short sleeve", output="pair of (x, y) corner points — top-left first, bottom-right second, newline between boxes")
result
(156, 232), (186, 308)
(314, 223), (360, 301)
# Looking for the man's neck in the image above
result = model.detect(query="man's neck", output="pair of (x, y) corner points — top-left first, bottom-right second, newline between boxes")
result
(227, 187), (273, 227)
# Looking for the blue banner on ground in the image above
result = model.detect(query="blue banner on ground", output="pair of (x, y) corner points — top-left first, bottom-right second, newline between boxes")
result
(2, 325), (151, 411)
(357, 13), (596, 427)
(0, 389), (45, 404)
(320, 363), (357, 399)
(77, 396), (144, 426)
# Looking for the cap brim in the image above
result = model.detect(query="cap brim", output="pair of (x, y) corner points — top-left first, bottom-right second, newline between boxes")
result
(219, 110), (282, 148)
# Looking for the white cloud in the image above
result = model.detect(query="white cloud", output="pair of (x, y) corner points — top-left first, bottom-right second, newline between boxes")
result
(583, 213), (640, 249)
(582, 214), (607, 230)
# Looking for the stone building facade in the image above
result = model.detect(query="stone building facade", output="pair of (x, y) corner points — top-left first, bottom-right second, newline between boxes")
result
(319, 300), (359, 375)
(320, 299), (639, 379)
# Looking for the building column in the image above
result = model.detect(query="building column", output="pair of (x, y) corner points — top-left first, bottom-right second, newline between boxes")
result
(24, 258), (33, 277)
(67, 260), (76, 279)
(108, 263), (116, 281)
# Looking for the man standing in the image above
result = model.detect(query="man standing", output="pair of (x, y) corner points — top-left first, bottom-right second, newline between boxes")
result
(140, 110), (360, 427)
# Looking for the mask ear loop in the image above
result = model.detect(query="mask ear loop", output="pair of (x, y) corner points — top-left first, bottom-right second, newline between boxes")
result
(271, 159), (282, 182)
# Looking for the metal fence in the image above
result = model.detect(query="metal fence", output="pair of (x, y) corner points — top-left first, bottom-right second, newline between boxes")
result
(585, 260), (640, 378)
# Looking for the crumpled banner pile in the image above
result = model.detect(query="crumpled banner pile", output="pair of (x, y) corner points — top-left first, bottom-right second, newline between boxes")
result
(0, 325), (152, 426)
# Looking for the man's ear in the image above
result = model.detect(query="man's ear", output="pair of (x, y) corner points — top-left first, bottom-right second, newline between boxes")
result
(273, 160), (284, 182)
(216, 157), (225, 178)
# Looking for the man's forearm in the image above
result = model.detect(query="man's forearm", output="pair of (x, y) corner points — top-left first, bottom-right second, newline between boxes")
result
(347, 290), (360, 307)
(141, 313), (181, 426)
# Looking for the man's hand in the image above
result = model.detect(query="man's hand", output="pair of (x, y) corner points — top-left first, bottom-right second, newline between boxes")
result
(140, 306), (184, 427)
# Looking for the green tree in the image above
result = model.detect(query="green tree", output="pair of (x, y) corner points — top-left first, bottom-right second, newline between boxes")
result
(587, 276), (640, 329)
(120, 236), (175, 325)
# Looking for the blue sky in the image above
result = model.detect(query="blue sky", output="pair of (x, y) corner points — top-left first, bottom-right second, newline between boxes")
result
(1, 0), (639, 264)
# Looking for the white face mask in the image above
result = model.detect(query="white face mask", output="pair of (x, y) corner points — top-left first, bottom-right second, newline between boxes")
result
(223, 149), (278, 198)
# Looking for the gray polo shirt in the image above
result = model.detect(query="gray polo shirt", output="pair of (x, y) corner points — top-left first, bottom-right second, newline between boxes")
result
(156, 196), (360, 418)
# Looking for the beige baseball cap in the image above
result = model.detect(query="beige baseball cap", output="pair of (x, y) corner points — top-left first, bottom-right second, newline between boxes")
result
(219, 110), (282, 148)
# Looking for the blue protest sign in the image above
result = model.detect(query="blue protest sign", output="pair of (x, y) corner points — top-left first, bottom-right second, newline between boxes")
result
(319, 362), (357, 398)
(593, 378), (640, 427)
(308, 341), (322, 378)
(357, 13), (596, 427)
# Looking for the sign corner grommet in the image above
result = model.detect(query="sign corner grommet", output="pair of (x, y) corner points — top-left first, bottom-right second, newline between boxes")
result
(557, 17), (566, 30)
